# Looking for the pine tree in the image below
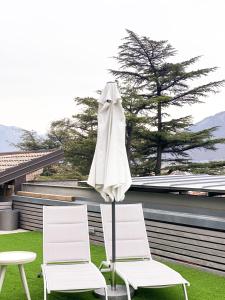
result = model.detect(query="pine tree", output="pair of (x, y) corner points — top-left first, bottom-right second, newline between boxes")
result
(111, 30), (225, 175)
(65, 97), (98, 175)
(15, 130), (46, 151)
(16, 31), (225, 177)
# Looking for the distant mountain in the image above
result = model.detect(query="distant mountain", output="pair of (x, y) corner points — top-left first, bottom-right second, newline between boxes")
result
(0, 125), (23, 152)
(189, 111), (225, 162)
(1, 111), (225, 160)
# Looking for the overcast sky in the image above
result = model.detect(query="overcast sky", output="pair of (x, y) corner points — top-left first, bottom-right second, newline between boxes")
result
(0, 0), (225, 133)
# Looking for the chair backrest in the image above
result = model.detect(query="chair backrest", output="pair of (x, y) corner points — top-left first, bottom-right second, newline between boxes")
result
(101, 203), (151, 261)
(43, 205), (90, 264)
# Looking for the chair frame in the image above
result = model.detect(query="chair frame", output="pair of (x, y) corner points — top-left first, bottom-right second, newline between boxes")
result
(100, 203), (189, 300)
(42, 205), (108, 300)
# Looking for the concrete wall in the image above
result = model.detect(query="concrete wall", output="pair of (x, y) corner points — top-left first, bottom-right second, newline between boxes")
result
(12, 195), (225, 276)
(22, 182), (225, 227)
(12, 181), (225, 275)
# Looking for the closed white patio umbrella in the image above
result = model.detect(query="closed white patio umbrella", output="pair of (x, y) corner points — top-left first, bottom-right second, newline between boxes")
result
(88, 81), (132, 294)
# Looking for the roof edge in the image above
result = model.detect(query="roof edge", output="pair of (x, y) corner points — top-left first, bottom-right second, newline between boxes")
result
(0, 149), (64, 185)
(0, 149), (59, 156)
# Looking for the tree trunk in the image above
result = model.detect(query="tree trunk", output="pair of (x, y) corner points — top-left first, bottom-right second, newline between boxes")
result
(126, 123), (133, 165)
(155, 144), (162, 175)
(155, 101), (162, 175)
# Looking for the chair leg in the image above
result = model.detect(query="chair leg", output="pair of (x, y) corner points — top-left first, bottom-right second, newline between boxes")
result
(44, 288), (47, 300)
(124, 280), (131, 300)
(104, 286), (108, 300)
(43, 275), (47, 300)
(0, 266), (7, 292)
(182, 284), (188, 300)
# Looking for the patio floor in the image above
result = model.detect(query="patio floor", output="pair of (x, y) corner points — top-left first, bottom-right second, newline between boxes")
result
(0, 231), (225, 300)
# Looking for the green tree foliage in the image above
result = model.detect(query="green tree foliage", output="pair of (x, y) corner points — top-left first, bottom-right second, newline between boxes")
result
(111, 30), (225, 174)
(166, 161), (225, 175)
(16, 31), (225, 177)
(15, 130), (47, 151)
(15, 98), (98, 179)
(16, 92), (225, 178)
(65, 97), (98, 176)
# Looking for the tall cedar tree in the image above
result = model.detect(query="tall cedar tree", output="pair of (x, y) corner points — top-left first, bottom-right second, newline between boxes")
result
(111, 30), (225, 175)
(16, 32), (225, 176)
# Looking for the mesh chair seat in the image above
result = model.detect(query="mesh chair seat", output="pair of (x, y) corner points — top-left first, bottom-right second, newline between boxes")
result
(115, 260), (188, 289)
(43, 262), (106, 292)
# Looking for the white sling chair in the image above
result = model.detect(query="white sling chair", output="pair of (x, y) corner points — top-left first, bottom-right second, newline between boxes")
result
(100, 204), (189, 300)
(42, 205), (108, 300)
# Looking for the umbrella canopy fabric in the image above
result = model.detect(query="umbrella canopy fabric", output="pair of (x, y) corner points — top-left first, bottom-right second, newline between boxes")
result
(87, 82), (131, 202)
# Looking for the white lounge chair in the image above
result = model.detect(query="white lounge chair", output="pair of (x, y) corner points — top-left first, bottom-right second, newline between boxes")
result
(42, 205), (108, 300)
(100, 203), (189, 300)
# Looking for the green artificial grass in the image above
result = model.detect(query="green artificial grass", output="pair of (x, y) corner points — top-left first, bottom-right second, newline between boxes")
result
(0, 231), (225, 300)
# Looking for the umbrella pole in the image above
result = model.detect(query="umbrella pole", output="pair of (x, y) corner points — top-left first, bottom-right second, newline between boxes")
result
(94, 199), (135, 299)
(94, 198), (135, 300)
(111, 199), (116, 289)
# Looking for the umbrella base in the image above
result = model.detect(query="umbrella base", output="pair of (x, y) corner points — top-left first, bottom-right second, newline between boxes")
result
(94, 285), (135, 300)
